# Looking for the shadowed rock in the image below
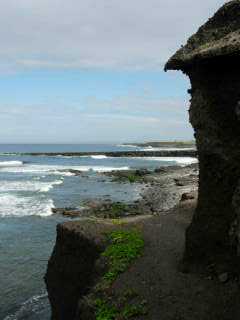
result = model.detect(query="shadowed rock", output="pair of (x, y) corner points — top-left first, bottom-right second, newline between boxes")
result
(166, 0), (240, 265)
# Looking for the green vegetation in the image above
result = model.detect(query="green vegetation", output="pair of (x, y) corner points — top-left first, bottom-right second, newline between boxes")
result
(102, 230), (144, 282)
(93, 229), (147, 319)
(92, 202), (131, 219)
(109, 203), (128, 217)
(110, 170), (147, 184)
(95, 298), (147, 320)
(122, 301), (148, 318)
(95, 299), (118, 320)
(126, 174), (141, 183)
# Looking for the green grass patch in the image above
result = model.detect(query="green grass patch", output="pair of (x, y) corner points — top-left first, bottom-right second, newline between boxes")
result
(109, 203), (128, 217)
(93, 229), (146, 319)
(95, 298), (147, 320)
(95, 299), (119, 320)
(122, 301), (148, 318)
(126, 174), (141, 183)
(102, 230), (144, 282)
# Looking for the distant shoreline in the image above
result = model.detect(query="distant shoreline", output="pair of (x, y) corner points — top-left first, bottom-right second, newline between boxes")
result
(122, 141), (195, 147)
(1, 150), (197, 157)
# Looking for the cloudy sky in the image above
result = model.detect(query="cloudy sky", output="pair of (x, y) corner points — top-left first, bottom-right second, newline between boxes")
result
(0, 0), (226, 143)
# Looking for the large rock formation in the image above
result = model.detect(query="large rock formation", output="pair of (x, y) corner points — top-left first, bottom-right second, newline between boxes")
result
(165, 0), (240, 264)
(45, 220), (111, 320)
(45, 218), (139, 320)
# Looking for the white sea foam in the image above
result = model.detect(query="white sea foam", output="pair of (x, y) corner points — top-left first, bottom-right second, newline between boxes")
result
(56, 165), (129, 173)
(140, 147), (196, 151)
(55, 155), (74, 158)
(131, 156), (198, 166)
(117, 144), (138, 148)
(0, 179), (63, 193)
(0, 164), (129, 174)
(0, 153), (18, 156)
(0, 160), (23, 167)
(0, 194), (54, 217)
(39, 180), (63, 192)
(4, 292), (48, 320)
(90, 155), (108, 159)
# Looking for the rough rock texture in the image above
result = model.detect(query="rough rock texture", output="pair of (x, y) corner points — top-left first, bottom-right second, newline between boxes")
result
(46, 202), (240, 320)
(165, 0), (240, 71)
(45, 218), (144, 320)
(45, 219), (115, 320)
(166, 0), (240, 264)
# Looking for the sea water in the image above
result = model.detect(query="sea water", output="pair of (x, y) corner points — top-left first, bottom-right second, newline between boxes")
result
(0, 144), (197, 319)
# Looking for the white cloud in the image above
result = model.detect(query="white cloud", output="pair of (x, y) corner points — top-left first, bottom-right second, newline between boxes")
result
(0, 0), (226, 72)
(0, 92), (193, 143)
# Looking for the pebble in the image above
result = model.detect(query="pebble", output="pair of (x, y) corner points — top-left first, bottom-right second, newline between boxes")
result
(218, 272), (228, 283)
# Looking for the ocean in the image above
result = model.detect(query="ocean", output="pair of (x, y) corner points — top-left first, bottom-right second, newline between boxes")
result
(0, 144), (197, 319)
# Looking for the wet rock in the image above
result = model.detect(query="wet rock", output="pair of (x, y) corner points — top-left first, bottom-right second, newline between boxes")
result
(135, 168), (151, 176)
(181, 192), (195, 202)
(68, 169), (84, 176)
(52, 208), (83, 217)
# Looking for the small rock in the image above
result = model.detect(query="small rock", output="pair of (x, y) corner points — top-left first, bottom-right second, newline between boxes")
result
(181, 192), (195, 201)
(218, 272), (228, 283)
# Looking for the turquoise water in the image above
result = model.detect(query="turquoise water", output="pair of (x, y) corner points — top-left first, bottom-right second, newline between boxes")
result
(0, 144), (197, 319)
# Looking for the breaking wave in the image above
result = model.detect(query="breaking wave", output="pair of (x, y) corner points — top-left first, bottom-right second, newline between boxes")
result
(0, 164), (129, 175)
(0, 180), (63, 193)
(90, 155), (108, 159)
(132, 156), (198, 166)
(0, 161), (23, 167)
(4, 292), (49, 320)
(0, 194), (55, 217)
(140, 146), (196, 151)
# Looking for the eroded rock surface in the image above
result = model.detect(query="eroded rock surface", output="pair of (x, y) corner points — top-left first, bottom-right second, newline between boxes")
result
(166, 0), (240, 264)
(45, 220), (113, 320)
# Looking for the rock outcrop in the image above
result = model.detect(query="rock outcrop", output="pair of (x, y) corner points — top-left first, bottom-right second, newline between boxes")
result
(45, 220), (113, 320)
(166, 0), (240, 264)
(45, 218), (146, 320)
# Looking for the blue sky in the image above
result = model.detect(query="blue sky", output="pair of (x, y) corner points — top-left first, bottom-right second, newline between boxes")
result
(0, 0), (225, 143)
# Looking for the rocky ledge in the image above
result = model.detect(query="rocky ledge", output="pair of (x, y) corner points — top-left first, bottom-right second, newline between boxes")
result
(45, 164), (201, 319)
(45, 197), (240, 320)
(45, 217), (146, 320)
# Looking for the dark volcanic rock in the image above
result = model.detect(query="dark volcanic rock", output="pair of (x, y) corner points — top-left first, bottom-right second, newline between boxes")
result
(68, 169), (84, 176)
(181, 192), (196, 202)
(166, 1), (240, 264)
(19, 150), (197, 157)
(45, 220), (115, 320)
(52, 208), (83, 217)
(45, 219), (142, 320)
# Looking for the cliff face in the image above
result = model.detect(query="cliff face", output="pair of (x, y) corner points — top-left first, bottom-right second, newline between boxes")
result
(166, 0), (240, 263)
(165, 0), (240, 71)
(45, 220), (110, 320)
(185, 57), (240, 261)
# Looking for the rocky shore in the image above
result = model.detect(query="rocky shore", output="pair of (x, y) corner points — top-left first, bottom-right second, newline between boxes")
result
(51, 164), (198, 218)
(45, 164), (204, 320)
(10, 149), (197, 157)
(45, 161), (240, 319)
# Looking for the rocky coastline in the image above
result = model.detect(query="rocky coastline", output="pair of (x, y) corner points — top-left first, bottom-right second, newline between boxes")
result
(45, 1), (240, 318)
(45, 164), (200, 319)
(51, 164), (198, 218)
(45, 161), (240, 319)
(7, 149), (197, 157)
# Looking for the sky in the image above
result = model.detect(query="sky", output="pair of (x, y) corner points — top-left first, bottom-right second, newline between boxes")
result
(0, 0), (226, 143)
